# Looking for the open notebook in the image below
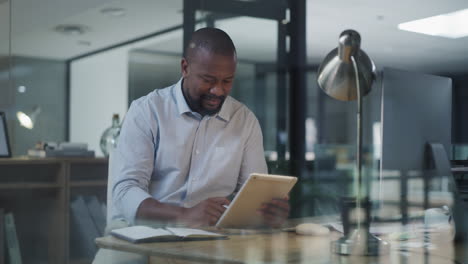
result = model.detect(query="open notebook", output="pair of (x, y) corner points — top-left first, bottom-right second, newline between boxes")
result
(111, 226), (227, 243)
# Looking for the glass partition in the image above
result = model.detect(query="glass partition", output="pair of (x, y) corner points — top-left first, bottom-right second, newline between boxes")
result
(215, 16), (281, 155)
(0, 0), (12, 151)
(192, 1), (289, 161)
(1, 0), (468, 262)
(453, 144), (468, 161)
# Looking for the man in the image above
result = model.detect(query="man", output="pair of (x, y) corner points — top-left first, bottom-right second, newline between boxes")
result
(112, 27), (289, 228)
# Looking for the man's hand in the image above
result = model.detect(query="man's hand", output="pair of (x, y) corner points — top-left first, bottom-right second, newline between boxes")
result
(257, 197), (290, 228)
(180, 197), (230, 227)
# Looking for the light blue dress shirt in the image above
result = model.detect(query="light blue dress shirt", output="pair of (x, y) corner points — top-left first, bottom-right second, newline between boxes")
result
(112, 78), (268, 224)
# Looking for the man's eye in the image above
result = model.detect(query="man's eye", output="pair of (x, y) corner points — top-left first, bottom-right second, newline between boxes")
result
(223, 80), (232, 84)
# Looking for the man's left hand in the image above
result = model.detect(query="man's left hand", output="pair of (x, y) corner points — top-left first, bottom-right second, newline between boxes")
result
(257, 197), (290, 228)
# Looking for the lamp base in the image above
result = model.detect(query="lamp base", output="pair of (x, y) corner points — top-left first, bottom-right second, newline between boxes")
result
(332, 228), (390, 256)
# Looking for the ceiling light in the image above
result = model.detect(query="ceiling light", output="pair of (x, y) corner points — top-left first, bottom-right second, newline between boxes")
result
(77, 40), (92, 46)
(398, 8), (468, 39)
(17, 86), (26, 93)
(54, 24), (90, 36)
(100, 7), (126, 17)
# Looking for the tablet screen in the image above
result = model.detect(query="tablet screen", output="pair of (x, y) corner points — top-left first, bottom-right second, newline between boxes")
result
(216, 173), (297, 228)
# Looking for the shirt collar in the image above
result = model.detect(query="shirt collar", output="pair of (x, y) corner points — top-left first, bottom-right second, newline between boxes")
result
(174, 77), (231, 122)
(174, 78), (192, 116)
(216, 97), (231, 122)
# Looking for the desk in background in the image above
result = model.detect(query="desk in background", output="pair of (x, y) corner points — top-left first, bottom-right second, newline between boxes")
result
(0, 157), (108, 264)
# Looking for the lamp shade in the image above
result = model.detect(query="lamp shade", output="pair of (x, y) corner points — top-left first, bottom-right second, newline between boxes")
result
(317, 30), (376, 101)
(16, 106), (41, 129)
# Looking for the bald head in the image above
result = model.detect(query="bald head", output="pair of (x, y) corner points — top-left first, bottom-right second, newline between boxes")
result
(184, 27), (236, 61)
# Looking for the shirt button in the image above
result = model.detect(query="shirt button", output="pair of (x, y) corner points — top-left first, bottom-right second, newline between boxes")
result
(196, 150), (200, 154)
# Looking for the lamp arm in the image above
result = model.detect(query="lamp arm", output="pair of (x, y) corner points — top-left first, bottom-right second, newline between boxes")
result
(351, 55), (363, 230)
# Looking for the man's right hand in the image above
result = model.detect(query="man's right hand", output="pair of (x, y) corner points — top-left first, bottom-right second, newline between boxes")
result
(179, 197), (230, 227)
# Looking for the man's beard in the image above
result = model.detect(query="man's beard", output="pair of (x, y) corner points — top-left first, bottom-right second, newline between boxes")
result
(185, 92), (226, 116)
(199, 94), (226, 116)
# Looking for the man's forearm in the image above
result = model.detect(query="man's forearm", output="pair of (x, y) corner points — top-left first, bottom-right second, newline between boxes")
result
(136, 197), (230, 227)
(135, 197), (185, 223)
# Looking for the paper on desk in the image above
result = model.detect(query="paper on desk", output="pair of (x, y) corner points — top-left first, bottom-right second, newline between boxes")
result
(111, 226), (227, 243)
(113, 226), (172, 241)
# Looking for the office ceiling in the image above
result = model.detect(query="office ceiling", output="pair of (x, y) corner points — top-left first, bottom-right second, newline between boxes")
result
(1, 0), (468, 75)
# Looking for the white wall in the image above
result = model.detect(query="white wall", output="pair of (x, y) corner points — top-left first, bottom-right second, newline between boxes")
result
(69, 33), (179, 156)
(70, 48), (128, 156)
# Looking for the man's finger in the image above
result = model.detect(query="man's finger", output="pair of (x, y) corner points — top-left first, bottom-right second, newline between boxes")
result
(262, 213), (283, 223)
(209, 216), (219, 225)
(209, 197), (231, 205)
(261, 213), (284, 228)
(206, 206), (224, 219)
(271, 198), (290, 207)
(261, 202), (290, 214)
(209, 200), (228, 213)
(259, 207), (289, 219)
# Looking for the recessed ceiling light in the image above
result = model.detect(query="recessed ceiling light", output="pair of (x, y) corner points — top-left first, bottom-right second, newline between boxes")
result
(54, 24), (90, 36)
(17, 86), (26, 93)
(398, 8), (468, 39)
(100, 7), (126, 17)
(77, 40), (92, 46)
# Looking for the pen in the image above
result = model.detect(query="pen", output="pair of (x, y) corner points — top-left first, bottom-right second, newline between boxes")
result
(162, 227), (176, 236)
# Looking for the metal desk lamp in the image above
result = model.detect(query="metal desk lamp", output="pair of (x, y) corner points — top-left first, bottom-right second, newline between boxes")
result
(317, 29), (389, 255)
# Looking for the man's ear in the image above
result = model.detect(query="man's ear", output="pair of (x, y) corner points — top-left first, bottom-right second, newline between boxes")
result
(181, 58), (189, 77)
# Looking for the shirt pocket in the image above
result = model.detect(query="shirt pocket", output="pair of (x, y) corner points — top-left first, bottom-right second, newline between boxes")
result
(207, 145), (241, 188)
(211, 146), (229, 171)
(215, 146), (225, 156)
(205, 149), (233, 194)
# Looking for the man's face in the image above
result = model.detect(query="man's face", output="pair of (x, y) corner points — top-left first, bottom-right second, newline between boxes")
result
(181, 49), (236, 115)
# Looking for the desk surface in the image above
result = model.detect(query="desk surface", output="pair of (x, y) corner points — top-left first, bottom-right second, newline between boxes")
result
(96, 225), (467, 264)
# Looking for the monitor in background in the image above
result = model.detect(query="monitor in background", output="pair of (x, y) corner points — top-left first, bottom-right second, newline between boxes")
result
(380, 67), (468, 241)
(381, 67), (452, 174)
(381, 67), (452, 203)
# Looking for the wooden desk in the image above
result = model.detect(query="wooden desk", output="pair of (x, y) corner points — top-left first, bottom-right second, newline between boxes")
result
(96, 226), (467, 263)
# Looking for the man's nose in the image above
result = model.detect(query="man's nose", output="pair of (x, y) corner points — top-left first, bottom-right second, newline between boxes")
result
(209, 85), (224, 96)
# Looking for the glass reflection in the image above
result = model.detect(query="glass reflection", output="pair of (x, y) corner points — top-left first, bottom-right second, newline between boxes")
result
(1, 0), (467, 263)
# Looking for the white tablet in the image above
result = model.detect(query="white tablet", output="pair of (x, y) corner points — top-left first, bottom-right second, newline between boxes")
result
(215, 173), (297, 228)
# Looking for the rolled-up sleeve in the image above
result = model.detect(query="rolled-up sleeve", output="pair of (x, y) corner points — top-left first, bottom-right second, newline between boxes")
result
(112, 100), (156, 224)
